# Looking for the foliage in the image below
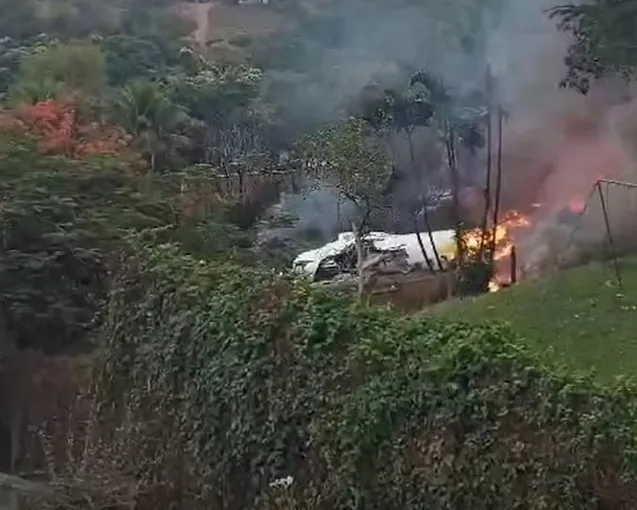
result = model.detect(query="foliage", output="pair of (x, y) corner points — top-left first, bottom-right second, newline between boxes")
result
(1, 2), (278, 171)
(0, 0), (191, 108)
(14, 42), (107, 99)
(169, 65), (263, 129)
(166, 64), (273, 170)
(114, 80), (186, 171)
(58, 239), (637, 509)
(0, 99), (132, 157)
(101, 35), (177, 87)
(0, 135), (162, 353)
(301, 118), (392, 230)
(0, 134), (255, 355)
(0, 0), (188, 40)
(549, 0), (637, 93)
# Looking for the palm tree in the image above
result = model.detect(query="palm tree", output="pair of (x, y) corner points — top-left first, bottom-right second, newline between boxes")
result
(408, 70), (488, 265)
(10, 76), (64, 105)
(115, 80), (186, 172)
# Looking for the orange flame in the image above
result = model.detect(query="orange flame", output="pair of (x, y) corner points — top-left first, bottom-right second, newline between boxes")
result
(568, 196), (586, 213)
(462, 210), (532, 292)
(459, 195), (590, 293)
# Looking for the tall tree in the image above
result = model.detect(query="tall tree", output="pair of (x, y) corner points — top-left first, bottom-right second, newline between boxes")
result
(357, 86), (440, 271)
(303, 118), (392, 298)
(408, 71), (487, 264)
(115, 80), (186, 172)
(168, 65), (266, 170)
(15, 42), (107, 99)
(549, 0), (637, 93)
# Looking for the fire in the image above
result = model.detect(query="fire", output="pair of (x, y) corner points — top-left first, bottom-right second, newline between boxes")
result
(463, 211), (531, 258)
(457, 194), (588, 293)
(462, 210), (532, 292)
(568, 195), (586, 213)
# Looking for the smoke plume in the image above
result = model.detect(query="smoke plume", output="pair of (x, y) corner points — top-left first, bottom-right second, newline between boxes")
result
(264, 0), (637, 266)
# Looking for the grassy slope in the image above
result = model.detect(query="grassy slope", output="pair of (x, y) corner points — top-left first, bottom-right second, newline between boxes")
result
(438, 257), (637, 381)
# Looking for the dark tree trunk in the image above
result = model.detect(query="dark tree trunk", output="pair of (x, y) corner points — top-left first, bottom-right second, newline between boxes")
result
(406, 127), (415, 164)
(411, 213), (436, 272)
(423, 203), (444, 270)
(446, 123), (463, 264)
(491, 106), (504, 253)
(479, 102), (493, 255)
(406, 125), (442, 272)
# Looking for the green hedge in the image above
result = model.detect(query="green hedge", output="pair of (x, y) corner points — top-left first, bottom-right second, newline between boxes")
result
(96, 241), (637, 510)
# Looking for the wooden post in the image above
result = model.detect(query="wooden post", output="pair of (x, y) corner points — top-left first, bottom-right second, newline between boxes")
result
(597, 181), (622, 288)
(510, 245), (517, 285)
(491, 105), (504, 257)
(352, 222), (365, 301)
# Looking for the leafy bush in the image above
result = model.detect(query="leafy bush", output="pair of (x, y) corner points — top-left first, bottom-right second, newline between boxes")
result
(0, 135), (173, 352)
(456, 249), (494, 295)
(66, 239), (637, 510)
(0, 135), (252, 354)
(16, 42), (107, 97)
(102, 34), (176, 86)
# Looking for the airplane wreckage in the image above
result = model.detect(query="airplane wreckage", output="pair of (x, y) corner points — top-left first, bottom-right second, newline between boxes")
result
(293, 230), (458, 283)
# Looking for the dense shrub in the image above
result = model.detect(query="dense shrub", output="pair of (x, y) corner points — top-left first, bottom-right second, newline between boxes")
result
(65, 240), (637, 510)
(0, 136), (167, 352)
(0, 135), (252, 354)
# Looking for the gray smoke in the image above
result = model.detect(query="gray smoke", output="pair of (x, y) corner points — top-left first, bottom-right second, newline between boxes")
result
(267, 183), (356, 239)
(265, 0), (572, 128)
(262, 0), (637, 267)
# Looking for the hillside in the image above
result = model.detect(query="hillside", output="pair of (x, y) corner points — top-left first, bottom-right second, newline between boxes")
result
(88, 240), (637, 509)
(4, 0), (637, 508)
(437, 257), (637, 381)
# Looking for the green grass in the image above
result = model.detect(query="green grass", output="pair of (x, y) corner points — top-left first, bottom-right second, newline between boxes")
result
(437, 257), (637, 382)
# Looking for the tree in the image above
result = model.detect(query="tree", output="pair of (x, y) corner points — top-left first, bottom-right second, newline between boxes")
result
(114, 80), (186, 172)
(0, 132), (255, 356)
(168, 65), (265, 168)
(303, 118), (392, 298)
(0, 99), (132, 157)
(15, 42), (107, 99)
(408, 71), (487, 264)
(102, 34), (176, 86)
(549, 1), (637, 93)
(0, 133), (167, 353)
(359, 87), (434, 272)
(9, 75), (64, 105)
(357, 85), (441, 271)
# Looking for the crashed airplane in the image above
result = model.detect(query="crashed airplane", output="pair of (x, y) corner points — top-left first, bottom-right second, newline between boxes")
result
(293, 230), (457, 282)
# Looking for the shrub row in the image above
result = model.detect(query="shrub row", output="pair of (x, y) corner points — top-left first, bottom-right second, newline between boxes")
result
(81, 240), (637, 510)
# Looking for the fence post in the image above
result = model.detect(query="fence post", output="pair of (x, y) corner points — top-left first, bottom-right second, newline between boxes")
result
(510, 245), (517, 284)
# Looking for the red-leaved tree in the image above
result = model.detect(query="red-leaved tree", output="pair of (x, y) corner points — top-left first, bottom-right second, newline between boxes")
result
(0, 100), (131, 157)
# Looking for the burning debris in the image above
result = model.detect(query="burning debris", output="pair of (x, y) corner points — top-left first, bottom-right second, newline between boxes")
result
(293, 211), (532, 292)
(293, 176), (637, 302)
